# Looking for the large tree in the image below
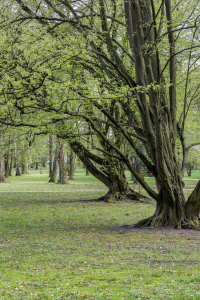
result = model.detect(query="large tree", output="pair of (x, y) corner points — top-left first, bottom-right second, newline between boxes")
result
(1, 0), (200, 227)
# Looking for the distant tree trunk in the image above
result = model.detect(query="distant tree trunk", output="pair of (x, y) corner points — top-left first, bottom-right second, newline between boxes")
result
(0, 135), (5, 182)
(35, 162), (39, 169)
(40, 162), (43, 174)
(21, 145), (29, 175)
(9, 149), (13, 176)
(130, 157), (143, 183)
(49, 135), (53, 177)
(186, 162), (193, 177)
(58, 145), (67, 184)
(21, 163), (28, 174)
(49, 142), (59, 183)
(15, 140), (21, 176)
(68, 150), (75, 180)
(4, 150), (9, 178)
(15, 160), (21, 176)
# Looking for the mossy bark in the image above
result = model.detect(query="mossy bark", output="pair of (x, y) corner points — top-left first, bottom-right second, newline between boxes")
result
(135, 179), (200, 229)
(69, 140), (145, 202)
(185, 181), (200, 227)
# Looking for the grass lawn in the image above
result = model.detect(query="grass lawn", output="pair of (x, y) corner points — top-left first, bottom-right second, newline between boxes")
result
(0, 168), (200, 299)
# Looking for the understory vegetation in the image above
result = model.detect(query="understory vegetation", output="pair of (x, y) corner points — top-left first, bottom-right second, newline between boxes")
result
(1, 168), (200, 299)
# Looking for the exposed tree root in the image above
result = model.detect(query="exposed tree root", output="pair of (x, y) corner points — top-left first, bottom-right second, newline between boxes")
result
(181, 219), (200, 230)
(134, 216), (153, 228)
(97, 190), (148, 202)
(134, 215), (200, 229)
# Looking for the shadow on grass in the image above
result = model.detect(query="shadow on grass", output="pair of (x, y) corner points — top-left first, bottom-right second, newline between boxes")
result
(0, 195), (108, 208)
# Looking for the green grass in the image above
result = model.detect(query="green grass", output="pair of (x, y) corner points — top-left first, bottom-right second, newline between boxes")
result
(0, 168), (200, 299)
(182, 170), (200, 179)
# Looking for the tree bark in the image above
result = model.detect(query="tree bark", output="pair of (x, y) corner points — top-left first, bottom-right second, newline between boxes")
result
(49, 135), (53, 177)
(21, 144), (29, 175)
(9, 149), (13, 177)
(48, 142), (59, 183)
(69, 140), (144, 202)
(0, 140), (4, 182)
(4, 150), (9, 178)
(21, 163), (28, 174)
(15, 160), (21, 176)
(68, 149), (75, 180)
(185, 181), (200, 227)
(58, 145), (67, 184)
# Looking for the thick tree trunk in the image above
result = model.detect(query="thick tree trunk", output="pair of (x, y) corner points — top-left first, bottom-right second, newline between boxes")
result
(21, 163), (28, 174)
(185, 181), (200, 227)
(69, 140), (145, 202)
(58, 146), (67, 184)
(100, 174), (144, 202)
(135, 173), (200, 229)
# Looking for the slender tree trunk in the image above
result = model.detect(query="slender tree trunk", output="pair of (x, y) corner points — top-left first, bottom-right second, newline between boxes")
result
(0, 134), (4, 182)
(14, 139), (21, 176)
(4, 150), (9, 178)
(21, 144), (28, 174)
(49, 135), (53, 177)
(187, 162), (192, 177)
(15, 160), (21, 176)
(58, 145), (67, 184)
(40, 163), (43, 174)
(9, 150), (13, 176)
(35, 162), (39, 169)
(68, 150), (75, 180)
(21, 164), (26, 174)
(49, 143), (59, 183)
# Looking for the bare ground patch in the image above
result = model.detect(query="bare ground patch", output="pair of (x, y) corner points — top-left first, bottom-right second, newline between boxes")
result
(114, 224), (200, 236)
